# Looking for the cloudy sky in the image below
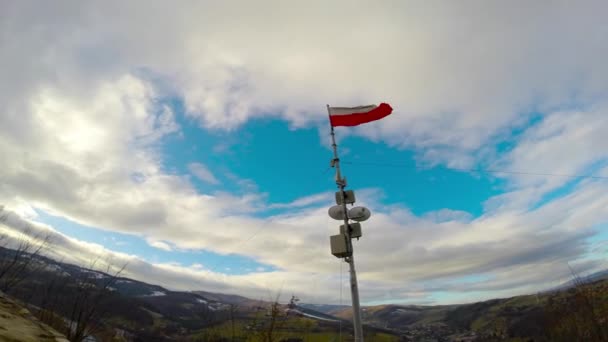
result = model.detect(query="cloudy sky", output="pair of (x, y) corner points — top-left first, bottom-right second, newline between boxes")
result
(1, 1), (608, 305)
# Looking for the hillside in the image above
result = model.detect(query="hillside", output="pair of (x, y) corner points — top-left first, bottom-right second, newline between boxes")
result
(320, 276), (608, 341)
(0, 291), (68, 342)
(0, 247), (400, 341)
(1, 245), (607, 341)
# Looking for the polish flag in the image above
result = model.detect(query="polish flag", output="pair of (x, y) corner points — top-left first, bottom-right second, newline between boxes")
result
(328, 103), (393, 127)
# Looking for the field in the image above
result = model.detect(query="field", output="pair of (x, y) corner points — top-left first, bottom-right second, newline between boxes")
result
(189, 314), (399, 341)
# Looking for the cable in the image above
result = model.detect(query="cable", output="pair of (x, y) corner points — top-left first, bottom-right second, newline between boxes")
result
(204, 224), (267, 274)
(342, 161), (608, 180)
(339, 259), (343, 342)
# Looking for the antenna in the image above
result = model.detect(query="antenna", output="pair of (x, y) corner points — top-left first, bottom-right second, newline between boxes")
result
(326, 107), (368, 341)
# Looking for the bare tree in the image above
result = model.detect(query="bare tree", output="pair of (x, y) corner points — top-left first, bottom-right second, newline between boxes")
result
(543, 267), (608, 342)
(63, 258), (127, 342)
(251, 294), (287, 342)
(0, 209), (50, 293)
(567, 266), (606, 342)
(0, 209), (127, 341)
(36, 265), (73, 331)
(39, 274), (65, 316)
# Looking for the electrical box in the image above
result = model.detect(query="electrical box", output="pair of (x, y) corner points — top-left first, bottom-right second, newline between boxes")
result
(335, 190), (356, 205)
(340, 223), (362, 239)
(330, 234), (351, 258)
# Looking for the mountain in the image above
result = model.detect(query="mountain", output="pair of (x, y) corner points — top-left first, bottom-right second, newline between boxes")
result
(298, 303), (349, 315)
(1, 247), (395, 341)
(192, 290), (266, 308)
(584, 269), (608, 282)
(550, 268), (608, 291)
(1, 245), (607, 341)
(323, 277), (608, 341)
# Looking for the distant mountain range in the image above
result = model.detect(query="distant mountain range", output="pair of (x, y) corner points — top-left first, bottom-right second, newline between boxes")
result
(549, 268), (608, 291)
(1, 245), (607, 341)
(0, 246), (372, 340)
(301, 269), (608, 341)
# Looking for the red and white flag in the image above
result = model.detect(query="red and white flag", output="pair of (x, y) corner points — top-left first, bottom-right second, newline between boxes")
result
(328, 103), (393, 127)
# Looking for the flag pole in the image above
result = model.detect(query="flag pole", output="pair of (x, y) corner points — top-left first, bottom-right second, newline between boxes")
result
(327, 104), (365, 342)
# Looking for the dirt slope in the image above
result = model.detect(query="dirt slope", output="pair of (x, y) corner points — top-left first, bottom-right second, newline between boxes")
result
(0, 291), (69, 342)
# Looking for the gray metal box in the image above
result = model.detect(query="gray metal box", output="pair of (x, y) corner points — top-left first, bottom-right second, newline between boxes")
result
(340, 223), (362, 239)
(335, 190), (356, 205)
(330, 234), (351, 258)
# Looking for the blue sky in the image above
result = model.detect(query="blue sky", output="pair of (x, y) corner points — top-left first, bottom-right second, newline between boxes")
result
(32, 110), (504, 276)
(161, 106), (503, 215)
(1, 1), (608, 305)
(34, 104), (507, 272)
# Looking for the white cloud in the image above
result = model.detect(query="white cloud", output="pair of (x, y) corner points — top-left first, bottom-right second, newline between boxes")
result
(147, 239), (173, 252)
(2, 172), (607, 305)
(0, 1), (607, 304)
(188, 162), (220, 185)
(268, 192), (332, 209)
(2, 1), (607, 161)
(501, 105), (608, 194)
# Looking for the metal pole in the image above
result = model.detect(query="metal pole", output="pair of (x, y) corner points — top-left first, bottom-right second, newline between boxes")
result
(328, 105), (364, 342)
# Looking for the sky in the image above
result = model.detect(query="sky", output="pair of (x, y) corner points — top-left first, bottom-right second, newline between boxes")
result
(1, 0), (608, 305)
